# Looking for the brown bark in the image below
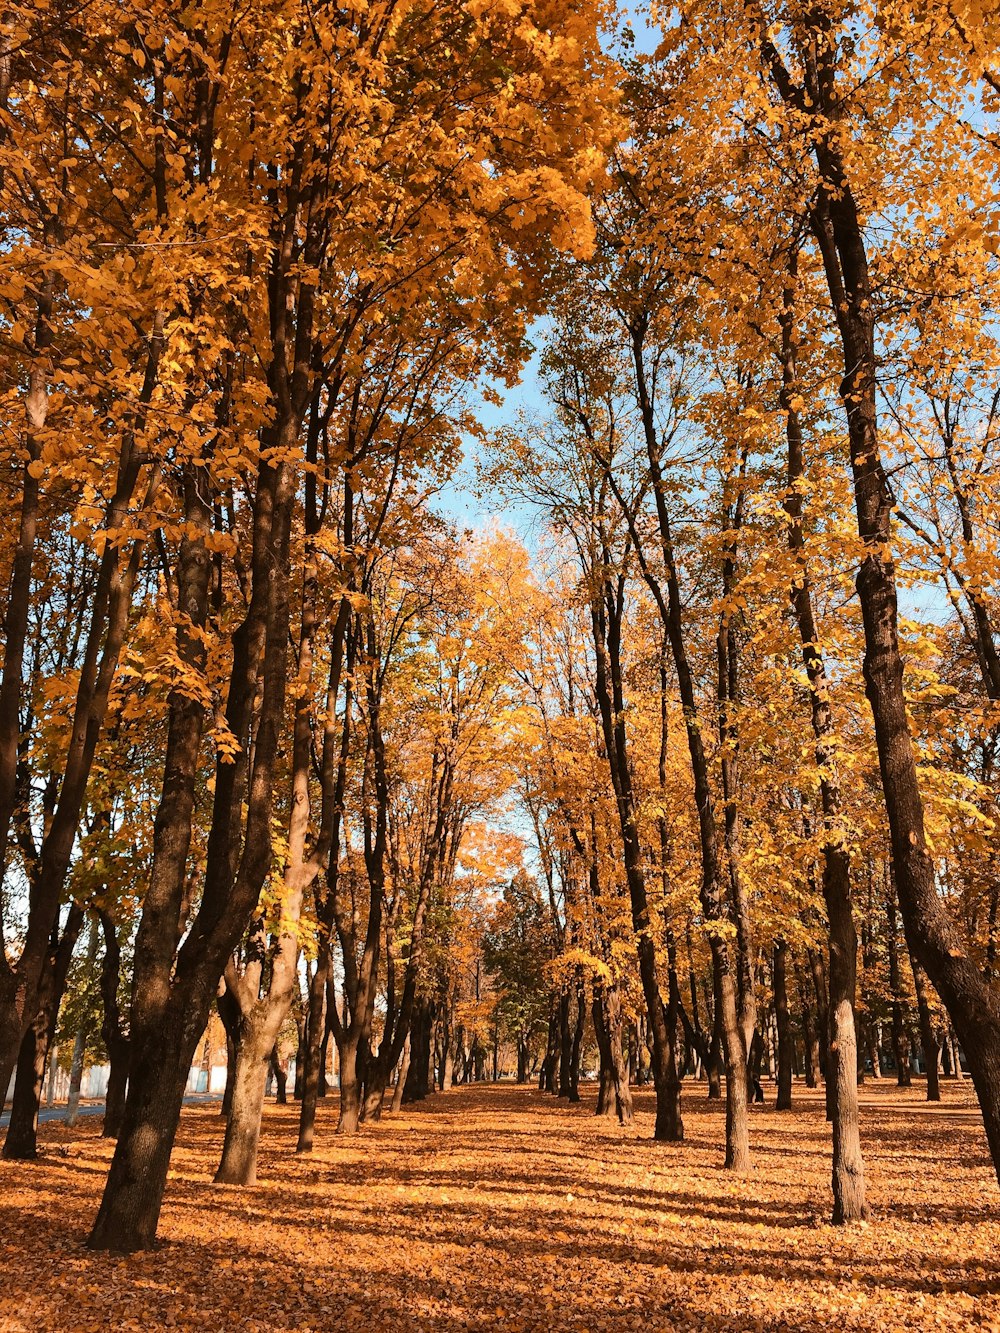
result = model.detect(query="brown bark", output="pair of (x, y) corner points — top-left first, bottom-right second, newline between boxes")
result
(590, 584), (682, 1142)
(89, 264), (303, 1248)
(3, 902), (84, 1160)
(773, 941), (793, 1111)
(799, 970), (821, 1089)
(779, 265), (865, 1218)
(912, 961), (941, 1102)
(607, 322), (746, 1167)
(764, 22), (1000, 1189)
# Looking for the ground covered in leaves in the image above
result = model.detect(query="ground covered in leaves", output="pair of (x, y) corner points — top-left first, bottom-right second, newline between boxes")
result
(1, 1080), (998, 1332)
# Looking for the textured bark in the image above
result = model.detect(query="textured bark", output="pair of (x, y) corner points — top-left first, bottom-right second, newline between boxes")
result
(103, 1052), (128, 1140)
(621, 326), (746, 1165)
(215, 1020), (271, 1185)
(779, 254), (865, 1217)
(337, 1038), (362, 1132)
(590, 588), (682, 1142)
(557, 991), (572, 1098)
(765, 26), (1000, 1188)
(402, 998), (434, 1103)
(390, 1033), (410, 1112)
(269, 1047), (287, 1104)
(3, 1027), (46, 1160)
(87, 1018), (191, 1251)
(567, 988), (585, 1103)
(716, 455), (756, 1059)
(90, 417), (299, 1247)
(539, 1001), (559, 1093)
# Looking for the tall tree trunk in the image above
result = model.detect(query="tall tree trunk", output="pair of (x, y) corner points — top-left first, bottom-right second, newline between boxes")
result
(799, 971), (820, 1089)
(297, 950), (329, 1150)
(590, 594), (682, 1142)
(65, 920), (99, 1128)
(780, 259), (864, 1216)
(215, 1013), (273, 1186)
(98, 908), (129, 1139)
(593, 996), (615, 1117)
(269, 1047), (287, 1104)
(885, 888), (912, 1088)
(539, 1000), (559, 1092)
(773, 941), (793, 1111)
(765, 33), (1000, 1187)
(913, 962), (941, 1102)
(567, 986), (585, 1103)
(90, 444), (297, 1249)
(557, 991), (572, 1097)
(337, 1037), (363, 1133)
(103, 1047), (129, 1140)
(87, 1019), (192, 1251)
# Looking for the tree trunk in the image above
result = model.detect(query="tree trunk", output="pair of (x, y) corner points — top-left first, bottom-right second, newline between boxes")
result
(712, 944), (749, 1171)
(593, 997), (615, 1117)
(3, 1026), (46, 1159)
(402, 999), (433, 1103)
(568, 987), (585, 1103)
(361, 1053), (388, 1122)
(539, 1002), (558, 1092)
(800, 973), (820, 1089)
(337, 1038), (362, 1133)
(886, 888), (911, 1088)
(296, 952), (328, 1151)
(87, 1021), (192, 1251)
(557, 991), (572, 1097)
(913, 962), (941, 1102)
(516, 1037), (529, 1085)
(391, 1034), (411, 1112)
(218, 982), (241, 1117)
(98, 909), (129, 1139)
(214, 1024), (272, 1185)
(779, 260), (864, 1216)
(707, 1006), (723, 1100)
(606, 987), (634, 1125)
(774, 941), (793, 1110)
(3, 902), (84, 1158)
(65, 1029), (86, 1127)
(765, 40), (1000, 1188)
(103, 1039), (129, 1140)
(269, 1048), (287, 1104)
(950, 1031), (965, 1080)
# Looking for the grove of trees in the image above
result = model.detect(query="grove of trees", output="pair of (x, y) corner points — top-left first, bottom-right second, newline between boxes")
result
(3, 0), (1000, 1262)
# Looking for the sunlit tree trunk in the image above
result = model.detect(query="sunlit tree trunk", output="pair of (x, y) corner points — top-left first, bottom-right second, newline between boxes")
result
(779, 264), (865, 1219)
(764, 22), (1000, 1189)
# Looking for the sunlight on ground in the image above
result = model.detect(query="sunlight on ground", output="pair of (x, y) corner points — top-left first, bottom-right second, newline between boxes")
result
(1, 1082), (998, 1332)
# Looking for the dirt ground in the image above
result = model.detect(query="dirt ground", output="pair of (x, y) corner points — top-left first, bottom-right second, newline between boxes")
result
(1, 1079), (998, 1331)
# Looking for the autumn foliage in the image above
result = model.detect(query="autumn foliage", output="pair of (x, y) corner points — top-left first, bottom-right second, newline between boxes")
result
(1, 0), (1000, 1323)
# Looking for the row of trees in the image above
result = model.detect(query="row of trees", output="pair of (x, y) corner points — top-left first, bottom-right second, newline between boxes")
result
(0, 0), (614, 1251)
(4, 0), (1000, 1255)
(483, 0), (1000, 1228)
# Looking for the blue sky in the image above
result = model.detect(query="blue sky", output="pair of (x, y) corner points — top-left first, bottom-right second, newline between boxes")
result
(436, 6), (663, 539)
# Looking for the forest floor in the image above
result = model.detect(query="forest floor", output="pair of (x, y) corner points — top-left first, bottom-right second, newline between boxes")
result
(1, 1080), (998, 1332)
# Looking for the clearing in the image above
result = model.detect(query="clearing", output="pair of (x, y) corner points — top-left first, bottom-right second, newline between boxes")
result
(1, 1082), (998, 1332)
